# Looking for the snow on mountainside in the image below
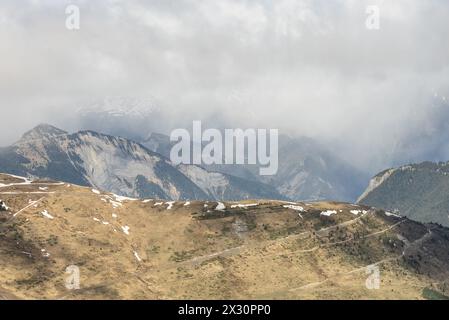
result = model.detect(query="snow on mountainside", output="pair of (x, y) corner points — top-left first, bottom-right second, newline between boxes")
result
(0, 124), (283, 201)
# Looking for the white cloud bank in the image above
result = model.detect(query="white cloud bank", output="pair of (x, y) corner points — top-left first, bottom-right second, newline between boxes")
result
(1, 0), (448, 172)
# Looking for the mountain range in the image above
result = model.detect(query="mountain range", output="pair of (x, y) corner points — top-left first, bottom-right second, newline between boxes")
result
(0, 123), (368, 202)
(142, 131), (369, 202)
(69, 97), (370, 202)
(4, 121), (448, 231)
(0, 124), (284, 201)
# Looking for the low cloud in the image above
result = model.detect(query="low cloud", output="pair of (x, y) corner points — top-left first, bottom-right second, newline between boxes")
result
(1, 0), (448, 173)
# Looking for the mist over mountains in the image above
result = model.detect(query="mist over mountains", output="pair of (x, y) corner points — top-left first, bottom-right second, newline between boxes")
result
(0, 0), (448, 229)
(0, 121), (367, 202)
(4, 91), (449, 206)
(89, 99), (371, 202)
(2, 1), (449, 177)
(23, 92), (449, 177)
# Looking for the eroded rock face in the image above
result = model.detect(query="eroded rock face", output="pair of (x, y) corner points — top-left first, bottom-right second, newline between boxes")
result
(0, 124), (284, 202)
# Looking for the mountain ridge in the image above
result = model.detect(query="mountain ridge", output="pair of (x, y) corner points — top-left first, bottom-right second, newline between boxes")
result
(358, 161), (449, 227)
(68, 100), (370, 202)
(141, 132), (368, 202)
(0, 124), (285, 201)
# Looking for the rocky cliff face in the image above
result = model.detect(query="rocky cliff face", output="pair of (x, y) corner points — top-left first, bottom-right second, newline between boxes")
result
(143, 133), (369, 202)
(0, 124), (283, 201)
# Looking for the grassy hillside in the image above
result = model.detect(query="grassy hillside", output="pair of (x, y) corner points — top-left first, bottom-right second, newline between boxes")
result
(1, 173), (449, 300)
(359, 163), (449, 227)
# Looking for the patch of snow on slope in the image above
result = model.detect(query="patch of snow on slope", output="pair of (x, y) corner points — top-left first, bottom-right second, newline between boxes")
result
(184, 201), (191, 206)
(385, 211), (401, 218)
(41, 249), (50, 258)
(320, 210), (337, 217)
(165, 201), (175, 210)
(350, 209), (368, 215)
(215, 202), (226, 211)
(281, 201), (299, 205)
(92, 189), (101, 194)
(133, 251), (142, 262)
(110, 200), (122, 208)
(230, 203), (258, 209)
(121, 226), (130, 235)
(114, 194), (138, 202)
(41, 210), (54, 219)
(0, 175), (33, 188)
(283, 205), (305, 212)
(5, 173), (32, 182)
(0, 174), (33, 187)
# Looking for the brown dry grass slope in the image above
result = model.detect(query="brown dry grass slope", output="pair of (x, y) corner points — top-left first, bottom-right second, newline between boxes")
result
(1, 173), (449, 300)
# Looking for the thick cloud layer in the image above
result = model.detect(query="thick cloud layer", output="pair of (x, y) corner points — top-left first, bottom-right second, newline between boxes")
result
(1, 0), (448, 173)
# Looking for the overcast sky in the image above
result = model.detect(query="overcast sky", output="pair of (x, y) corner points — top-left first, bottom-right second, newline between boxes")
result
(1, 0), (449, 172)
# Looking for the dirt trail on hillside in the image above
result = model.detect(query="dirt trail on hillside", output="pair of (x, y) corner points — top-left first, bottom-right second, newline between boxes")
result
(286, 227), (432, 293)
(150, 210), (381, 270)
